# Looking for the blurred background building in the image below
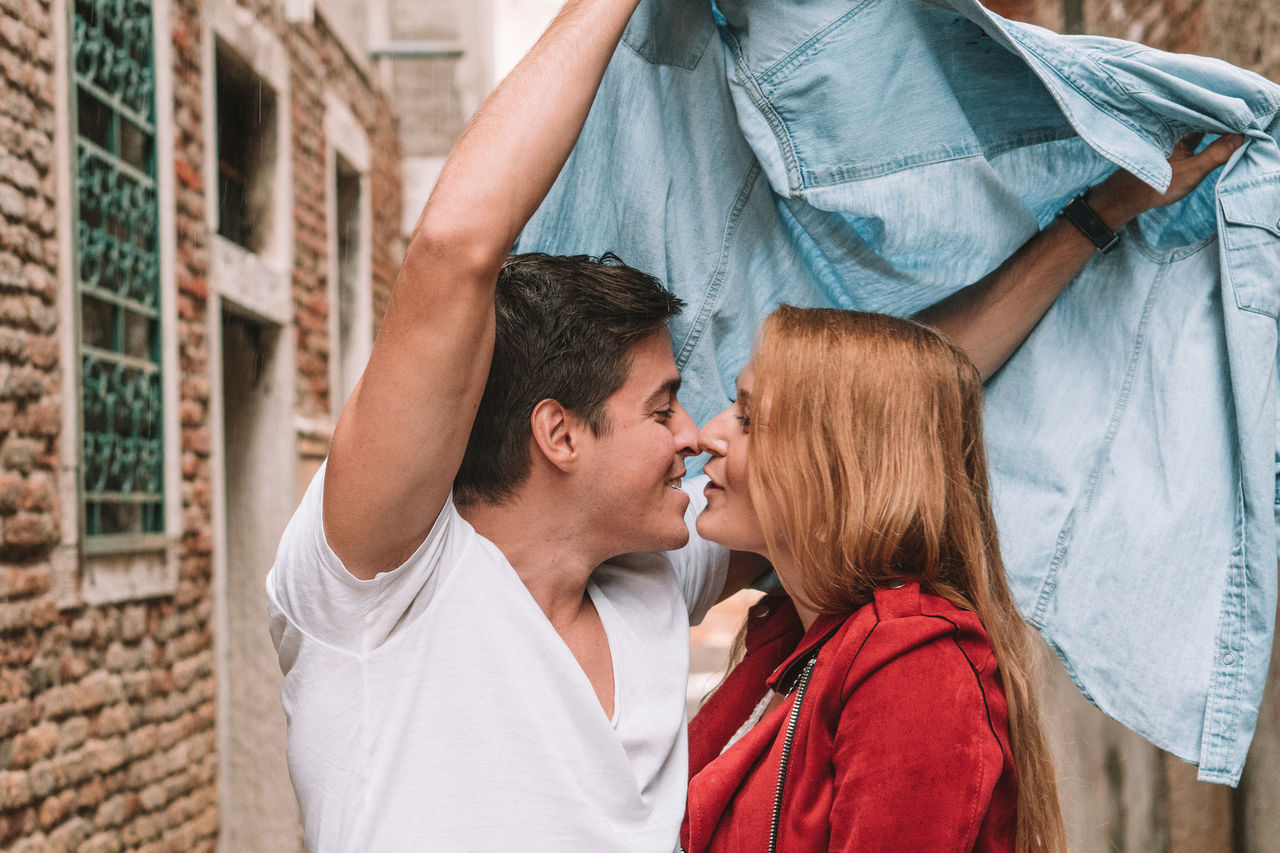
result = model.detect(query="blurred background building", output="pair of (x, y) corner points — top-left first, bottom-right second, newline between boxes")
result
(0, 0), (1273, 849)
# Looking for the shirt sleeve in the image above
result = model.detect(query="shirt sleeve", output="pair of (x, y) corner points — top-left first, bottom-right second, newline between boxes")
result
(664, 474), (730, 626)
(827, 632), (1008, 853)
(266, 462), (464, 654)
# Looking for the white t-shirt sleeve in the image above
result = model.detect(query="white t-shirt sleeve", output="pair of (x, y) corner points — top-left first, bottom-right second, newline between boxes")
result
(664, 474), (730, 626)
(266, 462), (466, 654)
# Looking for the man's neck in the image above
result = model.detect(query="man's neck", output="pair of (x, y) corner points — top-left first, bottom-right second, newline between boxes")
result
(459, 491), (604, 627)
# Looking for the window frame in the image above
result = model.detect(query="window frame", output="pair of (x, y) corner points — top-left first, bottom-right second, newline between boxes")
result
(57, 0), (182, 605)
(324, 93), (374, 417)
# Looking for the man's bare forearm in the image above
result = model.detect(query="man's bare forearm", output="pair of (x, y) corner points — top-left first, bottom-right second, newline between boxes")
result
(917, 134), (1242, 380)
(915, 204), (1114, 381)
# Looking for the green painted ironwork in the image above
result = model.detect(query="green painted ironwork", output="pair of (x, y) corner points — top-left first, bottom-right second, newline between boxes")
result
(72, 0), (164, 540)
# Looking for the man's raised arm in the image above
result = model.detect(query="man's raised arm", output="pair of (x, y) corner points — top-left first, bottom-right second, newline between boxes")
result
(916, 133), (1242, 380)
(323, 0), (642, 578)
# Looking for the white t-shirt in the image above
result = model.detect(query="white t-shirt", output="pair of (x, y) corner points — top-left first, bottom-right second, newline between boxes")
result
(266, 468), (728, 852)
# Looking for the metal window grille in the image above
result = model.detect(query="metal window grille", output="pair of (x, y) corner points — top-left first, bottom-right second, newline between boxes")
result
(71, 0), (165, 550)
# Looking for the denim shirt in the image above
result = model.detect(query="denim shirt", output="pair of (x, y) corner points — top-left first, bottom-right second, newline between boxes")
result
(516, 0), (1280, 784)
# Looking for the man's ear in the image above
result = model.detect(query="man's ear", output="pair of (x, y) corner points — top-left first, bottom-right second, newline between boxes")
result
(530, 399), (583, 473)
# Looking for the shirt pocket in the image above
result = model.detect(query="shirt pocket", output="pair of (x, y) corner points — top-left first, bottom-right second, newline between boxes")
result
(1219, 175), (1280, 318)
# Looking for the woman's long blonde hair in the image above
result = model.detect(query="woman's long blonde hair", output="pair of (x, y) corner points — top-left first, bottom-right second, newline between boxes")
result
(746, 306), (1065, 853)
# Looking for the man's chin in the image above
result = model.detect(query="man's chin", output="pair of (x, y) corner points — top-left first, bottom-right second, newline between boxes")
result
(646, 522), (690, 553)
(631, 494), (691, 552)
(665, 527), (691, 550)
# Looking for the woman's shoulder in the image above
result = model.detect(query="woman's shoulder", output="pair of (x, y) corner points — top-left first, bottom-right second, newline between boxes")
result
(824, 582), (997, 697)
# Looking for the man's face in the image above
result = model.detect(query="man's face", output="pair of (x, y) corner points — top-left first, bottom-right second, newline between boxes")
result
(577, 330), (698, 555)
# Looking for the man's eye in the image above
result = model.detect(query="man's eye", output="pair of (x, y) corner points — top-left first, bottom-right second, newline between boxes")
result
(655, 408), (675, 422)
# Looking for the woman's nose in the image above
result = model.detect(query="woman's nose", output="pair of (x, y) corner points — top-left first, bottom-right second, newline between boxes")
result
(698, 408), (731, 456)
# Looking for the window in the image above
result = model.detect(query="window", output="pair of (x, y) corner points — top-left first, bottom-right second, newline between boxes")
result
(71, 0), (165, 551)
(215, 41), (278, 253)
(324, 95), (373, 414)
(334, 154), (363, 406)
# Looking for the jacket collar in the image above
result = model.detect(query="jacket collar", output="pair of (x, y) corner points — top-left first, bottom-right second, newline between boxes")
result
(743, 593), (803, 653)
(765, 611), (845, 694)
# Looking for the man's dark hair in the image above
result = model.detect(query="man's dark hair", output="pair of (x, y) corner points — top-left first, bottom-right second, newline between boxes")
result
(453, 252), (685, 505)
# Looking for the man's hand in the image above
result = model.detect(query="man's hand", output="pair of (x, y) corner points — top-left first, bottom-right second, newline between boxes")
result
(1088, 133), (1244, 229)
(917, 132), (1244, 380)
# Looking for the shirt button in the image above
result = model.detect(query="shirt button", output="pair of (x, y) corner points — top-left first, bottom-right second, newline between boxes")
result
(1223, 652), (1236, 666)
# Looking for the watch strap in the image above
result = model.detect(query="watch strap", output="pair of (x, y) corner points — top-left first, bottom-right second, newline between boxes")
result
(1060, 194), (1122, 254)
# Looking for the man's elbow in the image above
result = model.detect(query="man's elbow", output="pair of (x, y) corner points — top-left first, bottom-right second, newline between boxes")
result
(405, 211), (506, 286)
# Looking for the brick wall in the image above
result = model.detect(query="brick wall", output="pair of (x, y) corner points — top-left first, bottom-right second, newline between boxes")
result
(0, 0), (60, 573)
(1201, 0), (1280, 84)
(0, 0), (402, 849)
(985, 0), (1280, 82)
(1084, 0), (1204, 52)
(987, 0), (1206, 50)
(290, 12), (403, 418)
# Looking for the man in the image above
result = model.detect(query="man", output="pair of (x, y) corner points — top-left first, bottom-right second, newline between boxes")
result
(266, 0), (1238, 847)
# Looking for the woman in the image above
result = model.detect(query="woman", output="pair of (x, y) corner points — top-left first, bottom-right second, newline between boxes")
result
(681, 307), (1065, 853)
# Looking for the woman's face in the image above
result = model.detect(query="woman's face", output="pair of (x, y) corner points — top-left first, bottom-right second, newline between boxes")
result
(696, 360), (768, 555)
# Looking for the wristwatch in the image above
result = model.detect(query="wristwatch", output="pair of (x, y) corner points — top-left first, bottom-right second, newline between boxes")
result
(1060, 193), (1122, 254)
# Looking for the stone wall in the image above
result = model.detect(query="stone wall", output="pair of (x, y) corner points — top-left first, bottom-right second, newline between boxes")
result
(0, 0), (402, 849)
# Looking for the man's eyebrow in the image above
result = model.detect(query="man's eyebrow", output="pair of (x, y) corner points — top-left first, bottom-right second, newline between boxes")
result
(644, 377), (682, 407)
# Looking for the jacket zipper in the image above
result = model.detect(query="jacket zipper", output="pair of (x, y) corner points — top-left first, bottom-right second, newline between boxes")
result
(769, 654), (818, 853)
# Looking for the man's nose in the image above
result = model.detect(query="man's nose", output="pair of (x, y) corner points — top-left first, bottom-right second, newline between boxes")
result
(672, 403), (699, 457)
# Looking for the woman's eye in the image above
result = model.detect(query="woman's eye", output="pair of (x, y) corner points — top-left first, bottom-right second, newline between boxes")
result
(734, 414), (751, 430)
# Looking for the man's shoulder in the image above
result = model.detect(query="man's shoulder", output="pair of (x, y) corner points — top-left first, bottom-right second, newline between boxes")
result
(270, 477), (498, 651)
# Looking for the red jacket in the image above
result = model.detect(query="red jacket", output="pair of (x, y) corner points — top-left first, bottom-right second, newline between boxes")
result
(682, 583), (1017, 852)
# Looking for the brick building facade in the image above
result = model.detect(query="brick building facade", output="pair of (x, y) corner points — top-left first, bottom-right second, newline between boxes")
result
(0, 0), (404, 848)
